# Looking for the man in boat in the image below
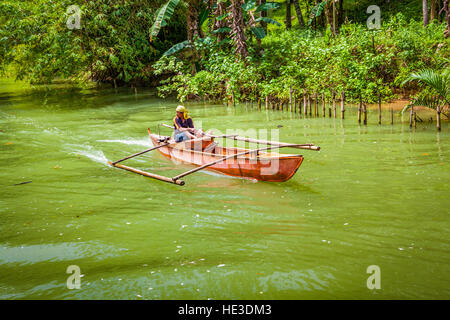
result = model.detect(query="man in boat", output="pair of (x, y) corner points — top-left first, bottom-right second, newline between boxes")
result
(173, 105), (208, 142)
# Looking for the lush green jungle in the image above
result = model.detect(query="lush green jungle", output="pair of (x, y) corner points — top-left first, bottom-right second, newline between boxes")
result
(1, 1), (449, 107)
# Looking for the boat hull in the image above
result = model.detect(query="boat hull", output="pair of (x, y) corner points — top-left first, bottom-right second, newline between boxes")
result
(149, 134), (303, 182)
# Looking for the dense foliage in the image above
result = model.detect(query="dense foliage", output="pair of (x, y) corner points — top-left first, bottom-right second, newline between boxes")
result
(1, 0), (449, 106)
(0, 0), (187, 85)
(154, 13), (449, 103)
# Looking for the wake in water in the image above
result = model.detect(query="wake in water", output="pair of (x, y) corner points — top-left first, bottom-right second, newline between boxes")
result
(66, 144), (109, 166)
(67, 137), (152, 166)
(97, 138), (152, 147)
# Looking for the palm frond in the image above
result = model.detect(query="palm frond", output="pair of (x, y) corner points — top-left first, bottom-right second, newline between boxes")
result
(401, 95), (441, 115)
(402, 69), (450, 101)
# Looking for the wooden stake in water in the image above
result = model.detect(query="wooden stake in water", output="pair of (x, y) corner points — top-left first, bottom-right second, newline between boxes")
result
(289, 87), (293, 112)
(436, 105), (441, 131)
(303, 90), (309, 116)
(309, 95), (312, 115)
(378, 92), (382, 125)
(333, 90), (337, 118)
(363, 103), (367, 125)
(390, 107), (394, 125)
(341, 91), (345, 119)
(314, 93), (318, 117)
(322, 92), (326, 117)
(409, 105), (414, 128)
(293, 89), (297, 113)
(358, 96), (362, 123)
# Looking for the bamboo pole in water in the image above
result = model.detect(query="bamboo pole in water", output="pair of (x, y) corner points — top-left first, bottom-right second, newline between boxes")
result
(358, 96), (362, 123)
(289, 87), (293, 112)
(333, 90), (337, 118)
(409, 105), (414, 128)
(436, 106), (441, 131)
(314, 93), (318, 116)
(303, 90), (307, 116)
(293, 89), (297, 113)
(298, 90), (302, 115)
(305, 94), (309, 116)
(322, 93), (326, 117)
(363, 103), (367, 125)
(378, 92), (382, 125)
(390, 107), (394, 124)
(341, 91), (345, 119)
(309, 94), (312, 115)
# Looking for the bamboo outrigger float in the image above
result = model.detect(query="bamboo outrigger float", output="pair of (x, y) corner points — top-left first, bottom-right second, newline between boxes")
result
(108, 126), (320, 186)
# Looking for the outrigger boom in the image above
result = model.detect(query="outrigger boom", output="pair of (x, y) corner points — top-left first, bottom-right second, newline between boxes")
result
(108, 128), (320, 186)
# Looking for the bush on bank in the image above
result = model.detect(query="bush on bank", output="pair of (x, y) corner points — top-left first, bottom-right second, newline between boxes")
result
(154, 14), (449, 104)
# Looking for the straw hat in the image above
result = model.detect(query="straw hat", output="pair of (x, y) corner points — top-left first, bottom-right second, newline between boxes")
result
(176, 105), (186, 113)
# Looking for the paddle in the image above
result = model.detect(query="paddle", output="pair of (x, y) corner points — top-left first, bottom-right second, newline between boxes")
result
(161, 123), (320, 150)
(160, 123), (237, 139)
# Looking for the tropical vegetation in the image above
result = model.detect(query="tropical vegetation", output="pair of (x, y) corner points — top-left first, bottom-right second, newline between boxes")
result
(0, 0), (449, 108)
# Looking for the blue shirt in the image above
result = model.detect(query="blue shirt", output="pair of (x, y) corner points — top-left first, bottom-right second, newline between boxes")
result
(173, 116), (194, 131)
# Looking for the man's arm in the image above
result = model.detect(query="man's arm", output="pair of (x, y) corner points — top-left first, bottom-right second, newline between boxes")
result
(188, 118), (194, 128)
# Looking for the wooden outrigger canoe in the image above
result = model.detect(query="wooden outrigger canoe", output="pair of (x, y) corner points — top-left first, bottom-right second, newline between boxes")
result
(108, 127), (320, 186)
(148, 132), (304, 182)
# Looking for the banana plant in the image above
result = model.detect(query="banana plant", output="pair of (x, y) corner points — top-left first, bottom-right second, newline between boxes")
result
(149, 0), (181, 42)
(308, 0), (330, 26)
(153, 0), (282, 57)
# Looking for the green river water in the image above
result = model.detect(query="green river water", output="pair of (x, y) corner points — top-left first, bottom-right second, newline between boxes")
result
(0, 79), (449, 299)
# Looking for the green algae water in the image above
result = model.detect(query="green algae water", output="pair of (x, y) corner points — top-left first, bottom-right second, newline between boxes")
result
(0, 79), (449, 300)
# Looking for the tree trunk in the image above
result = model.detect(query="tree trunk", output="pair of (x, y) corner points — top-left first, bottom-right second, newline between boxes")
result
(292, 0), (305, 27)
(316, 0), (325, 28)
(231, 0), (248, 59)
(207, 0), (214, 33)
(423, 0), (429, 26)
(214, 0), (227, 42)
(187, 0), (201, 75)
(430, 0), (438, 21)
(338, 0), (344, 27)
(285, 0), (292, 29)
(325, 0), (334, 34)
(187, 0), (200, 42)
(443, 0), (450, 38)
(260, 0), (268, 33)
